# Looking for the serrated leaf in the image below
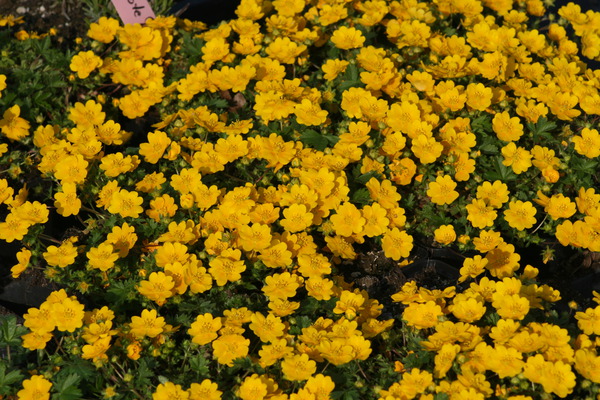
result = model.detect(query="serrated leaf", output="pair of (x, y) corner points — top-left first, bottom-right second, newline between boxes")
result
(351, 188), (372, 205)
(345, 63), (359, 82)
(471, 114), (492, 133)
(189, 354), (210, 375)
(59, 359), (96, 382)
(0, 316), (26, 346)
(53, 373), (82, 400)
(484, 156), (516, 182)
(478, 143), (498, 154)
(571, 157), (598, 173)
(299, 130), (330, 151)
(527, 117), (556, 141)
(355, 171), (379, 184)
(0, 362), (24, 387)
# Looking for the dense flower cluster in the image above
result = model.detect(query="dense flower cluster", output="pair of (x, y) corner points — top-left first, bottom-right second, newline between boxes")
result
(1, 0), (600, 398)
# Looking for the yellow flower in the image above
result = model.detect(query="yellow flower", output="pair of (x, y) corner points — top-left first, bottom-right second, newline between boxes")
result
(54, 182), (81, 217)
(317, 338), (354, 365)
(330, 26), (365, 50)
(465, 82), (492, 111)
(54, 154), (88, 185)
(427, 175), (459, 205)
(465, 199), (497, 229)
(381, 228), (413, 261)
(81, 336), (111, 363)
(188, 379), (222, 400)
(0, 213), (30, 243)
(208, 251), (246, 286)
(492, 111), (524, 142)
(68, 99), (105, 128)
(0, 178), (14, 205)
(572, 127), (600, 158)
(87, 16), (119, 43)
(281, 353), (317, 381)
(86, 242), (119, 272)
(450, 297), (486, 323)
(476, 180), (509, 209)
(43, 240), (78, 268)
(108, 189), (144, 219)
(249, 312), (286, 342)
(361, 202), (389, 238)
(17, 375), (52, 400)
(139, 130), (171, 164)
(262, 272), (301, 300)
(485, 243), (521, 278)
(411, 134), (443, 164)
(153, 382), (189, 400)
(575, 305), (600, 336)
(0, 74), (6, 96)
(472, 230), (503, 253)
(523, 354), (576, 398)
(117, 24), (164, 60)
(280, 203), (313, 233)
(403, 300), (443, 329)
(237, 223), (272, 252)
(10, 247), (31, 278)
(70, 50), (102, 79)
(237, 375), (267, 400)
(365, 178), (401, 209)
(106, 222), (137, 257)
(201, 36), (231, 64)
(212, 334), (250, 366)
(434, 343), (461, 378)
(146, 194), (178, 222)
(434, 225), (456, 245)
(294, 99), (328, 126)
(322, 59), (349, 80)
(0, 104), (30, 141)
(266, 37), (307, 64)
(52, 297), (85, 332)
(501, 142), (532, 174)
(137, 272), (175, 306)
(492, 293), (530, 320)
(188, 313), (222, 345)
(330, 202), (365, 237)
(333, 290), (366, 320)
(574, 349), (600, 383)
(503, 200), (537, 231)
(129, 309), (166, 339)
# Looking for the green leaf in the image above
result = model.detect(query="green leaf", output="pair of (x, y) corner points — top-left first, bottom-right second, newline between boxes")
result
(0, 315), (26, 346)
(341, 390), (360, 400)
(351, 188), (371, 205)
(0, 362), (24, 392)
(354, 170), (380, 185)
(571, 157), (598, 173)
(483, 156), (517, 182)
(53, 373), (82, 400)
(299, 130), (338, 151)
(345, 62), (359, 82)
(189, 354), (210, 375)
(527, 117), (556, 138)
(135, 359), (155, 387)
(478, 143), (498, 155)
(59, 359), (96, 382)
(471, 114), (492, 134)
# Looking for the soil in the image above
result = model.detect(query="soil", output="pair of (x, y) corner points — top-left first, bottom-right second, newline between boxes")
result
(0, 0), (88, 42)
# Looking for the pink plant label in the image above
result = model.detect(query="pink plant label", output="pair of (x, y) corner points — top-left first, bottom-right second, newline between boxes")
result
(110, 0), (155, 25)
